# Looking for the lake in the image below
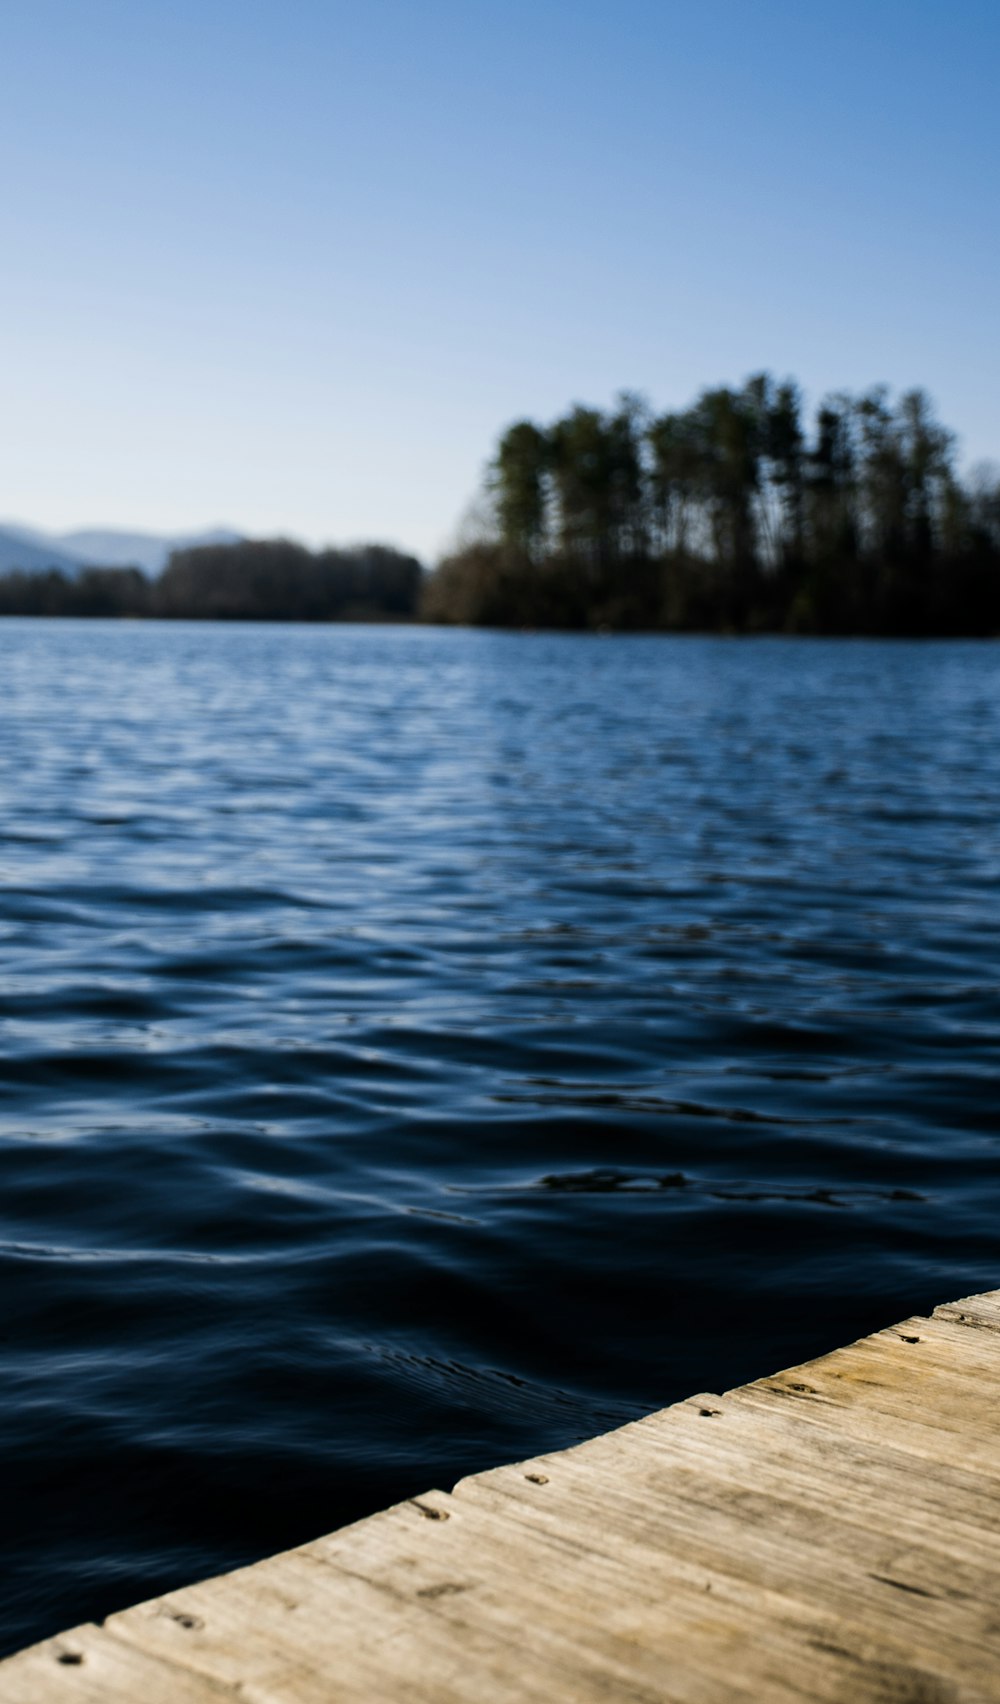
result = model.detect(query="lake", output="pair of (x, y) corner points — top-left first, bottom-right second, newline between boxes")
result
(1, 620), (998, 1655)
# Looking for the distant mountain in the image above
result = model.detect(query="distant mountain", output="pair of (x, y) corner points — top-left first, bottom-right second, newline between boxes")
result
(57, 527), (244, 574)
(0, 527), (84, 576)
(0, 523), (243, 577)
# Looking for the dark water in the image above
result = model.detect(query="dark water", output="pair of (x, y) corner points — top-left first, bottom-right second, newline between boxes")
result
(1, 621), (998, 1655)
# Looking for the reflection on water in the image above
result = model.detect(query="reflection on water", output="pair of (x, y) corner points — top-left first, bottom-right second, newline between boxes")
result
(0, 621), (998, 1653)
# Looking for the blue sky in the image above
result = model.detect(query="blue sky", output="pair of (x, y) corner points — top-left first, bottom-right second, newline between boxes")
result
(2, 0), (997, 559)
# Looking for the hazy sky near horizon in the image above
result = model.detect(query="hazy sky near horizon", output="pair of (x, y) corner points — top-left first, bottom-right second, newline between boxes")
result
(3, 0), (997, 560)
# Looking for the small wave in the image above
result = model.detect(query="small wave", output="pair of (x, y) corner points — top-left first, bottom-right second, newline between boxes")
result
(457, 1167), (928, 1209)
(365, 1344), (634, 1429)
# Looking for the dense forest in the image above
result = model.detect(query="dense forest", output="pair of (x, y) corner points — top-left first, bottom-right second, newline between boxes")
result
(3, 378), (999, 632)
(425, 377), (1000, 634)
(0, 539), (423, 621)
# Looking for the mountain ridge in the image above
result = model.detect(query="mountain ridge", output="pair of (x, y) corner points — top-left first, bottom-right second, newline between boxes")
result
(0, 524), (243, 577)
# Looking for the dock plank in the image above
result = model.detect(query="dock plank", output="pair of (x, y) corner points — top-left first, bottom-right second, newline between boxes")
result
(0, 1622), (232, 1704)
(3, 1289), (999, 1703)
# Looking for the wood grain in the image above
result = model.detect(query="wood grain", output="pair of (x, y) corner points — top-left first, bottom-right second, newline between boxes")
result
(3, 1289), (998, 1702)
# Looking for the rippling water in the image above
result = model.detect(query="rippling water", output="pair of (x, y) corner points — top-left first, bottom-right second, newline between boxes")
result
(1, 619), (998, 1654)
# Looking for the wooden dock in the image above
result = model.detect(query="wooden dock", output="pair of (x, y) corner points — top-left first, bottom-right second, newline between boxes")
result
(4, 1289), (1000, 1702)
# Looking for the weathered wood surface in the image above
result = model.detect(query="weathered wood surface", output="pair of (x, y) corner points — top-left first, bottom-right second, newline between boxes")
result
(4, 1291), (1000, 1703)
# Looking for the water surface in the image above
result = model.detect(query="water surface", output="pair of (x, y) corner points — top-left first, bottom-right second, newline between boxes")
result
(1, 622), (998, 1654)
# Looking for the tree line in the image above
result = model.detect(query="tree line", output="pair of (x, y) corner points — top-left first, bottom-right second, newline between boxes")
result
(0, 539), (423, 621)
(424, 377), (1000, 634)
(4, 381), (998, 633)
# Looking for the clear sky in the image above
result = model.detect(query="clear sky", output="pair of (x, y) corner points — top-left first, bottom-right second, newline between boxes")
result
(2, 0), (997, 560)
